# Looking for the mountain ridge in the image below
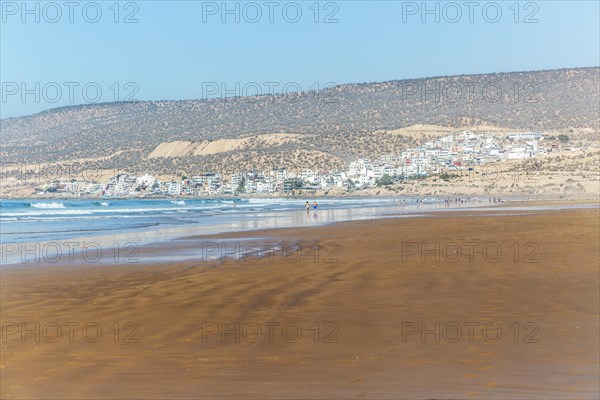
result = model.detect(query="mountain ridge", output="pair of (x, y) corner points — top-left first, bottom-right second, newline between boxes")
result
(1, 67), (598, 175)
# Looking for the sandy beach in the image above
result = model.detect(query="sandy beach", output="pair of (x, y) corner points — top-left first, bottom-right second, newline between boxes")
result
(1, 207), (599, 399)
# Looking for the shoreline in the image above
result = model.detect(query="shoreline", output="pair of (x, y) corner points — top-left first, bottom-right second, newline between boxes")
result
(0, 200), (600, 270)
(2, 192), (599, 200)
(2, 201), (598, 268)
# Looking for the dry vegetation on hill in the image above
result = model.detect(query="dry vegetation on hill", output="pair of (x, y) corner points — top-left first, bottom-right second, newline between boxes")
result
(0, 67), (598, 177)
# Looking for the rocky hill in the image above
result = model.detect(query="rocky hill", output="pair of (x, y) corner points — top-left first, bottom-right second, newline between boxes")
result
(1, 67), (598, 176)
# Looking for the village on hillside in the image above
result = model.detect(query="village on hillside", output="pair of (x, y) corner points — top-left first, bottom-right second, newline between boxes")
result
(34, 131), (574, 197)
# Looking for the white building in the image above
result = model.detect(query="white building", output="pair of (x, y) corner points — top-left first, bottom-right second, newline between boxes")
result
(137, 174), (156, 188)
(167, 182), (181, 195)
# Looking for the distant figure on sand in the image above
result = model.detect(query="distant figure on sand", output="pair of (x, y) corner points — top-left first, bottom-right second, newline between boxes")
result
(305, 201), (310, 213)
(313, 201), (318, 211)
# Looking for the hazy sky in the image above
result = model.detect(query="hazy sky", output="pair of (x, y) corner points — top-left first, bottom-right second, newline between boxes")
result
(1, 0), (599, 118)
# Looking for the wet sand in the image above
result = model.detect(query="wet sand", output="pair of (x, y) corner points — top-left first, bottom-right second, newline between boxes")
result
(1, 208), (599, 399)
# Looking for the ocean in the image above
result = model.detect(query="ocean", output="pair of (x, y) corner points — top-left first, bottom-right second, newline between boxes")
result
(0, 197), (452, 242)
(2, 197), (591, 265)
(0, 197), (425, 264)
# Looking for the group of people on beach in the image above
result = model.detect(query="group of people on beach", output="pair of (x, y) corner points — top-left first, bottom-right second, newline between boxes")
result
(305, 201), (318, 213)
(392, 197), (502, 207)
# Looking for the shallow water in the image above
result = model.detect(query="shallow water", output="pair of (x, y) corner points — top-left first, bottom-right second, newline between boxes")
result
(1, 197), (596, 265)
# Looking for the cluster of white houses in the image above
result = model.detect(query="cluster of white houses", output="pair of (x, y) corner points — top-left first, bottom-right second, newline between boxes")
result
(42, 131), (571, 196)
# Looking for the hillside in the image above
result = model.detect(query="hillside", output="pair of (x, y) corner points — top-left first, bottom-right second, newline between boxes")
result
(1, 67), (598, 176)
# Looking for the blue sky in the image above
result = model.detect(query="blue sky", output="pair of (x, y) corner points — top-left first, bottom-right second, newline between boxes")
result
(1, 0), (599, 118)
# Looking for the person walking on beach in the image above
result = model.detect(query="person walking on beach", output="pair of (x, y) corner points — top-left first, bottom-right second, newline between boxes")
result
(305, 201), (310, 214)
(313, 201), (318, 211)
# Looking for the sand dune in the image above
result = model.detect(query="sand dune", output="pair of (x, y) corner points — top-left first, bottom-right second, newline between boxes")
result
(378, 124), (516, 138)
(148, 133), (305, 158)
